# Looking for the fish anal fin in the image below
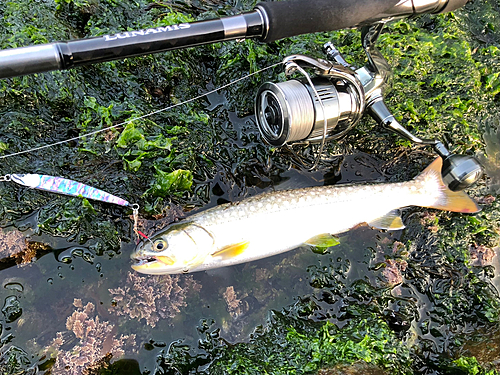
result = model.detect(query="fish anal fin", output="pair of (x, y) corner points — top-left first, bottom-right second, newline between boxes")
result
(417, 157), (481, 213)
(305, 233), (340, 248)
(212, 241), (249, 260)
(369, 210), (405, 230)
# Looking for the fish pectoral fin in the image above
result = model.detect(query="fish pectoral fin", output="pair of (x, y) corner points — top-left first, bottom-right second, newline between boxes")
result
(368, 210), (405, 230)
(305, 233), (340, 248)
(211, 241), (250, 260)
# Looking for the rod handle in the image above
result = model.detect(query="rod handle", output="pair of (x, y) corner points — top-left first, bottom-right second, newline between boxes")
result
(256, 0), (400, 43)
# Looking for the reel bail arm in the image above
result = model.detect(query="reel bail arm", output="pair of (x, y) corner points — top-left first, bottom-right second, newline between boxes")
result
(255, 19), (483, 191)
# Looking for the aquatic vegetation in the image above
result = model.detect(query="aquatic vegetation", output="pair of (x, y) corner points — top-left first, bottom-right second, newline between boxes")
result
(145, 168), (193, 198)
(0, 227), (27, 261)
(478, 120), (500, 194)
(158, 309), (412, 375)
(2, 296), (22, 324)
(0, 346), (34, 375)
(108, 271), (201, 327)
(223, 286), (242, 319)
(456, 328), (500, 373)
(47, 299), (136, 375)
(449, 356), (499, 375)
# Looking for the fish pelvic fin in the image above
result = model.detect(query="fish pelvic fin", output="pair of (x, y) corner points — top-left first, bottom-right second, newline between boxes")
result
(415, 157), (480, 213)
(305, 233), (340, 248)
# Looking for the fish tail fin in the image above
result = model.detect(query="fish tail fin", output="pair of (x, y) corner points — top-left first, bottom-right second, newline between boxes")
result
(415, 157), (480, 213)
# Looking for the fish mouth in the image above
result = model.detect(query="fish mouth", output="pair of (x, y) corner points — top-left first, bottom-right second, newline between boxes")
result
(131, 254), (156, 266)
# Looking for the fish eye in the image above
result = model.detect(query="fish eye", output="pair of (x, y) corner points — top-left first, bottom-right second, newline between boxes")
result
(153, 240), (167, 251)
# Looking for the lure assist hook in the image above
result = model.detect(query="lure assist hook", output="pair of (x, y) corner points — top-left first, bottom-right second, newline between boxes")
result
(254, 22), (483, 191)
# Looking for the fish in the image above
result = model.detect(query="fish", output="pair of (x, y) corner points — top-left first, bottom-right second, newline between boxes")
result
(131, 158), (480, 275)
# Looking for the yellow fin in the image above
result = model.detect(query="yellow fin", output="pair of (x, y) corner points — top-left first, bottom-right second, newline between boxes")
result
(212, 241), (249, 259)
(417, 157), (480, 213)
(369, 210), (405, 230)
(305, 234), (340, 248)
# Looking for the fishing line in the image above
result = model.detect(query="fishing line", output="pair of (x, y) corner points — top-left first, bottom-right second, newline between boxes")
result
(0, 62), (283, 160)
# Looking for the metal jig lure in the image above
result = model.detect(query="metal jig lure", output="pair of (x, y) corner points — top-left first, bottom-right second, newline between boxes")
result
(0, 173), (145, 241)
(3, 174), (130, 206)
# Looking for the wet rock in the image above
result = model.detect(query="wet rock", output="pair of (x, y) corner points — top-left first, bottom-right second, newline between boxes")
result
(2, 295), (22, 323)
(457, 328), (500, 371)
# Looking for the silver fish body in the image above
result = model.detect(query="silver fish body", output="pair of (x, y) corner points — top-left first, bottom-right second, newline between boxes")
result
(131, 158), (479, 274)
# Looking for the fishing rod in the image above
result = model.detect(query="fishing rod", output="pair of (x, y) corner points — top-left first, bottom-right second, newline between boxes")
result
(0, 0), (465, 79)
(0, 0), (483, 191)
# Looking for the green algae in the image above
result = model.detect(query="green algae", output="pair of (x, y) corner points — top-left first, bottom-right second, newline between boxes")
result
(146, 168), (193, 198)
(449, 356), (498, 375)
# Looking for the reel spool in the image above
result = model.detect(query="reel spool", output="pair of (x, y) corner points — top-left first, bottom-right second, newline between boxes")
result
(255, 69), (363, 147)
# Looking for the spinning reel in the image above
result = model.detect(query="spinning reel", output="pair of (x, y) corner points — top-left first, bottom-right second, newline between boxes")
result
(255, 23), (483, 191)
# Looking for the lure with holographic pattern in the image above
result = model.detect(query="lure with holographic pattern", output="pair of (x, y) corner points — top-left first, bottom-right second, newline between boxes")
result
(2, 174), (131, 206)
(0, 173), (147, 240)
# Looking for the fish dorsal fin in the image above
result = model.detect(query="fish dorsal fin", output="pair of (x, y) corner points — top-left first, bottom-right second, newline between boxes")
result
(212, 241), (250, 260)
(369, 210), (405, 230)
(305, 234), (340, 248)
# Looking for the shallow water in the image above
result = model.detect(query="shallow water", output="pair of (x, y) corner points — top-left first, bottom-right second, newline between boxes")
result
(0, 148), (389, 373)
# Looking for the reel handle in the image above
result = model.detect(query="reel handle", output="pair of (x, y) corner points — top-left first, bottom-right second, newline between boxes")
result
(368, 100), (483, 191)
